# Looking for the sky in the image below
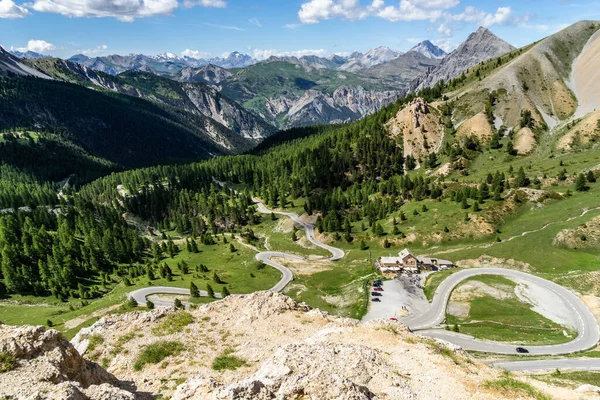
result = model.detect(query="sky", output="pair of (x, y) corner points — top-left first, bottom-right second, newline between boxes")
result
(1, 0), (600, 59)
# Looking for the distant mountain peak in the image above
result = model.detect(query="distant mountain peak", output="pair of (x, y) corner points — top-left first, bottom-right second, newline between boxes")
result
(409, 41), (447, 60)
(410, 27), (515, 92)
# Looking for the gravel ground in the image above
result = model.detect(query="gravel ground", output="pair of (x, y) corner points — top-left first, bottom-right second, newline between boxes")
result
(513, 277), (579, 330)
(363, 275), (430, 322)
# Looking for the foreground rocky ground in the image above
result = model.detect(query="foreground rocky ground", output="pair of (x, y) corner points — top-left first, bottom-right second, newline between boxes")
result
(0, 292), (593, 399)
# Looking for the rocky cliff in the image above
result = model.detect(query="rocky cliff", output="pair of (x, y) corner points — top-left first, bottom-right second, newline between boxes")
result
(387, 98), (445, 164)
(411, 27), (515, 92)
(0, 292), (566, 399)
(263, 86), (403, 128)
(0, 324), (135, 399)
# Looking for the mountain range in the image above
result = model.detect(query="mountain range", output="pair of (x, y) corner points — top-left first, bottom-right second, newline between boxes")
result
(0, 28), (515, 173)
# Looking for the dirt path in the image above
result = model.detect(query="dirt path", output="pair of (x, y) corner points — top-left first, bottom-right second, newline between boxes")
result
(63, 304), (120, 329)
(431, 205), (600, 256)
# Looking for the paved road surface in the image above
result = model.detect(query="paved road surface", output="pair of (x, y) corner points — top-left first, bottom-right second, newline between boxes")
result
(404, 268), (600, 356)
(491, 358), (600, 372)
(128, 195), (343, 305)
(126, 181), (600, 371)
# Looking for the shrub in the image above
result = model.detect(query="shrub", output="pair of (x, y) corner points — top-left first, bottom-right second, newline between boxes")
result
(152, 311), (193, 336)
(174, 298), (184, 310)
(0, 352), (16, 373)
(212, 349), (246, 371)
(133, 341), (184, 371)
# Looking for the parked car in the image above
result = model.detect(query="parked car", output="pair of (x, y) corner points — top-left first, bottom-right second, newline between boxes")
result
(371, 292), (382, 296)
(372, 298), (381, 302)
(373, 287), (383, 291)
(516, 347), (529, 354)
(389, 317), (398, 321)
(373, 280), (382, 285)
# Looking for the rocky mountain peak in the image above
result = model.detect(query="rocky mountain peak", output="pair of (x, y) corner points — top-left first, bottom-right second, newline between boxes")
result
(409, 40), (447, 59)
(410, 27), (515, 92)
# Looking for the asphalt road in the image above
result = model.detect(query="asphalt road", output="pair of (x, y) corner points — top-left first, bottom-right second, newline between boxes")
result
(491, 358), (600, 372)
(128, 196), (344, 305)
(404, 268), (600, 356)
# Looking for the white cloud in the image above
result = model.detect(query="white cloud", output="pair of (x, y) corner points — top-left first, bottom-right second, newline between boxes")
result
(15, 39), (56, 53)
(82, 44), (108, 55)
(298, 0), (458, 24)
(181, 48), (211, 59)
(449, 6), (525, 28)
(204, 22), (244, 30)
(251, 48), (331, 60)
(29, 0), (179, 22)
(0, 0), (30, 18)
(248, 17), (261, 27)
(437, 6), (528, 38)
(431, 39), (454, 53)
(183, 0), (226, 7)
(284, 23), (301, 29)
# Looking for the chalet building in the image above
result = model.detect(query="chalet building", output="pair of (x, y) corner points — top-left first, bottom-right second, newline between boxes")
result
(376, 248), (453, 274)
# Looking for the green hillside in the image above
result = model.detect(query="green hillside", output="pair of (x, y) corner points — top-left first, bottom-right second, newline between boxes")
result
(0, 76), (227, 169)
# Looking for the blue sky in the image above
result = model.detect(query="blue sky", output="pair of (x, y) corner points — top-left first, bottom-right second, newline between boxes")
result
(1, 0), (599, 59)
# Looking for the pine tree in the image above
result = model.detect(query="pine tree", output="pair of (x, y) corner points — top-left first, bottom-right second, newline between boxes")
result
(206, 284), (215, 298)
(190, 281), (200, 298)
(359, 240), (368, 250)
(575, 173), (589, 192)
(461, 197), (469, 209)
(222, 286), (230, 297)
(229, 243), (236, 253)
(213, 272), (223, 284)
(587, 171), (597, 183)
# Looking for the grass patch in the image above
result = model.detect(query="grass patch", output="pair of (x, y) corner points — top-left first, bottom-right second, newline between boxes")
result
(447, 293), (575, 345)
(424, 269), (459, 300)
(484, 373), (552, 400)
(86, 333), (104, 353)
(0, 352), (17, 373)
(534, 370), (600, 388)
(110, 332), (137, 356)
(212, 348), (247, 371)
(152, 311), (193, 336)
(133, 340), (185, 371)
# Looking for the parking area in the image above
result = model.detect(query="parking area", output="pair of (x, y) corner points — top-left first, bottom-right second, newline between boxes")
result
(362, 275), (431, 322)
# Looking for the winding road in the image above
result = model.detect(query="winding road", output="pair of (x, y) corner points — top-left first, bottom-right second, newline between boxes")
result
(128, 196), (344, 304)
(403, 268), (600, 356)
(126, 182), (600, 371)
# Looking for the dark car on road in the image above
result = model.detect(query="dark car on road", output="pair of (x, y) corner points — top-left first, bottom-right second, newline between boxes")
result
(371, 292), (382, 296)
(373, 280), (382, 287)
(372, 298), (381, 302)
(516, 347), (529, 354)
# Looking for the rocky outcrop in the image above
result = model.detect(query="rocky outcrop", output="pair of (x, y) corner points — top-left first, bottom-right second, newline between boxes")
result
(172, 342), (407, 399)
(411, 27), (515, 92)
(362, 51), (441, 87)
(0, 324), (134, 400)
(177, 64), (232, 85)
(2, 292), (576, 399)
(264, 86), (403, 128)
(386, 98), (444, 162)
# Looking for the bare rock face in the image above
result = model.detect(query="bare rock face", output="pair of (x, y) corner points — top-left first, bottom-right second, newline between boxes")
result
(411, 27), (515, 92)
(172, 342), (411, 400)
(198, 290), (311, 321)
(0, 324), (134, 400)
(263, 86), (403, 129)
(386, 98), (444, 162)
